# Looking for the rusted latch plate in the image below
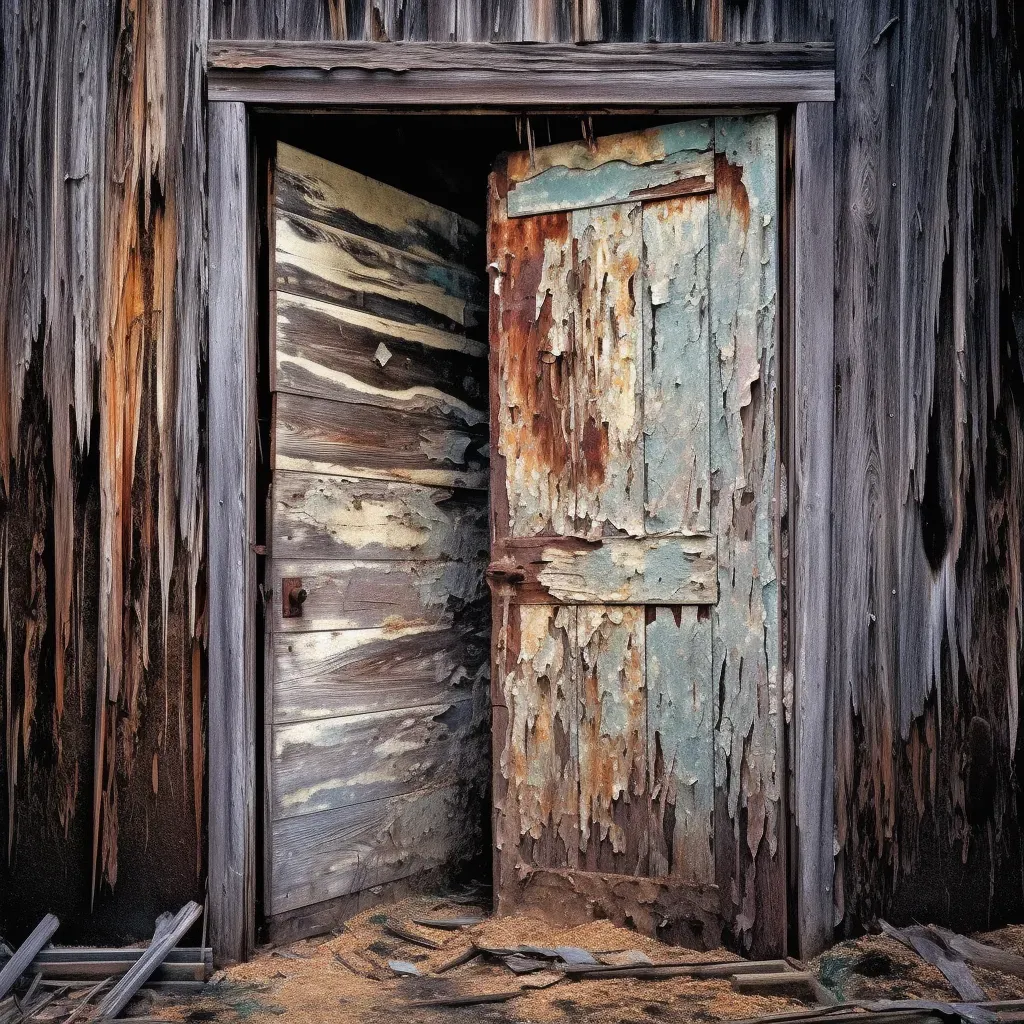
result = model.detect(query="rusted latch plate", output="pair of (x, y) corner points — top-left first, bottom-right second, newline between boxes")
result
(282, 577), (307, 618)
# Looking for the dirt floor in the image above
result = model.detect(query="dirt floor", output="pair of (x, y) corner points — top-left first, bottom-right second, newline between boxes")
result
(100, 896), (1024, 1024)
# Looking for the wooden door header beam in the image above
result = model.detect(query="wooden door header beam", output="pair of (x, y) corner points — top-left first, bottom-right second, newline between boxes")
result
(207, 41), (835, 106)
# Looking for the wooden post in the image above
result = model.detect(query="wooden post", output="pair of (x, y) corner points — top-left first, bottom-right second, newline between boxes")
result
(793, 101), (836, 960)
(207, 100), (256, 966)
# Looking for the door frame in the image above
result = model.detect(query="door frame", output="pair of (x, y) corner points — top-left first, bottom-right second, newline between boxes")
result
(206, 42), (835, 965)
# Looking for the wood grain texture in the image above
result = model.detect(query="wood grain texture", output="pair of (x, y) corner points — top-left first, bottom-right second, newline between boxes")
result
(269, 782), (485, 914)
(275, 210), (485, 332)
(643, 195), (712, 535)
(275, 141), (482, 264)
(647, 605), (714, 883)
(273, 390), (488, 488)
(708, 114), (783, 955)
(491, 535), (718, 604)
(272, 472), (488, 561)
(272, 622), (488, 723)
(273, 290), (487, 412)
(207, 101), (257, 966)
(270, 558), (487, 633)
(792, 101), (835, 958)
(271, 697), (487, 818)
(506, 120), (714, 217)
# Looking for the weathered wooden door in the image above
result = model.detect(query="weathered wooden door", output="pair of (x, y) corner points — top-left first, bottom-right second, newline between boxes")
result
(488, 117), (783, 953)
(265, 142), (490, 933)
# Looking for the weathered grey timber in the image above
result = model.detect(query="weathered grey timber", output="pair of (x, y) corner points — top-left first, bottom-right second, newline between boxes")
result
(264, 141), (489, 923)
(208, 101), (257, 966)
(792, 101), (835, 960)
(0, 915), (59, 1000)
(207, 41), (835, 105)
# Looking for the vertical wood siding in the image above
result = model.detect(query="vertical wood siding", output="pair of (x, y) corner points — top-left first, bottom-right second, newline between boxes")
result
(2, 0), (1023, 949)
(1, 0), (207, 940)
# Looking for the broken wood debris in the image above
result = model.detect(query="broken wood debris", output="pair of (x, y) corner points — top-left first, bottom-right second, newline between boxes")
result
(382, 920), (442, 950)
(0, 915), (59, 1000)
(432, 946), (480, 974)
(410, 917), (485, 931)
(407, 990), (523, 1008)
(880, 921), (987, 1002)
(92, 902), (203, 1020)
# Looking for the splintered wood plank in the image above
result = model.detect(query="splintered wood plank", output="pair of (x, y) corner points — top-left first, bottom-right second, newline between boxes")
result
(273, 291), (487, 412)
(647, 605), (714, 882)
(275, 211), (486, 332)
(577, 606), (648, 874)
(272, 622), (488, 723)
(275, 141), (482, 265)
(492, 207), (577, 536)
(492, 535), (718, 604)
(572, 203), (645, 539)
(493, 604), (580, 876)
(506, 120), (715, 217)
(272, 698), (486, 818)
(708, 114), (782, 953)
(643, 196), (712, 535)
(270, 783), (485, 914)
(271, 558), (487, 633)
(272, 472), (488, 562)
(273, 391), (488, 489)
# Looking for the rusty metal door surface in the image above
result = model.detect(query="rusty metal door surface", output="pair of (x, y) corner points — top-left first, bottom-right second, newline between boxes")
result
(487, 116), (783, 952)
(265, 142), (491, 927)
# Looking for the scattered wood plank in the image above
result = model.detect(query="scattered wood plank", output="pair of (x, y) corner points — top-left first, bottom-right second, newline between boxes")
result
(93, 902), (203, 1020)
(62, 977), (112, 1024)
(928, 927), (1024, 981)
(407, 990), (523, 1008)
(383, 921), (442, 950)
(881, 921), (987, 1002)
(411, 918), (484, 931)
(732, 971), (817, 993)
(433, 946), (479, 974)
(0, 915), (59, 1000)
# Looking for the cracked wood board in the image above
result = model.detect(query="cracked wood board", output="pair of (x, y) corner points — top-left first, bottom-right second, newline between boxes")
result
(267, 142), (489, 930)
(708, 114), (783, 954)
(489, 116), (779, 951)
(506, 120), (715, 217)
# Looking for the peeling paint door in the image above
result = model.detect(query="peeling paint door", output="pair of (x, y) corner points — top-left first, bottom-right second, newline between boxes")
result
(264, 142), (491, 931)
(488, 117), (784, 952)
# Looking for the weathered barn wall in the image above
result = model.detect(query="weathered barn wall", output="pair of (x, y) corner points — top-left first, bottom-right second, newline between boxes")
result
(0, 0), (207, 940)
(1, 0), (1022, 946)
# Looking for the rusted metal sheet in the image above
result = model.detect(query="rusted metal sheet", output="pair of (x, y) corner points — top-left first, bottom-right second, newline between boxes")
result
(272, 472), (488, 562)
(491, 535), (718, 604)
(506, 120), (715, 217)
(708, 114), (782, 953)
(647, 605), (714, 882)
(577, 606), (648, 874)
(643, 195), (712, 535)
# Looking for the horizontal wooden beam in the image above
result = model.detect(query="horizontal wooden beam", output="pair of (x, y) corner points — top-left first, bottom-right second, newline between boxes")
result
(207, 41), (835, 107)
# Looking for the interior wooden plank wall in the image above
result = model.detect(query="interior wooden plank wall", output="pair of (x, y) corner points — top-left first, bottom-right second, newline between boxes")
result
(1, 0), (1022, 952)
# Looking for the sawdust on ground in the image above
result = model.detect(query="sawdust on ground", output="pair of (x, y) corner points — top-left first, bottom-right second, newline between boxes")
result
(161, 894), (804, 1024)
